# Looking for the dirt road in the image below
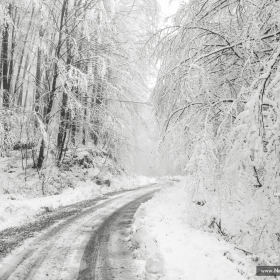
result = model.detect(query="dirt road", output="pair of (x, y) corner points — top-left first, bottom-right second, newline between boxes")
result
(0, 187), (160, 280)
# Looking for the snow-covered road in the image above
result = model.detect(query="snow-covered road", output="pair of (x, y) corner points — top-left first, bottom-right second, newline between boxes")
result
(0, 186), (160, 280)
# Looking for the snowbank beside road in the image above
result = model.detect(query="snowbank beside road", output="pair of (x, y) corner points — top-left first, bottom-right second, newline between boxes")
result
(0, 175), (157, 231)
(130, 180), (256, 280)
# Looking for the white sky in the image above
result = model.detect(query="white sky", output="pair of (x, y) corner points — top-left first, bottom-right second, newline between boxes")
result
(159, 0), (180, 16)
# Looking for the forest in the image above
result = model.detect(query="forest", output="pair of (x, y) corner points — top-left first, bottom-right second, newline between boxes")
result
(1, 0), (280, 267)
(0, 0), (158, 174)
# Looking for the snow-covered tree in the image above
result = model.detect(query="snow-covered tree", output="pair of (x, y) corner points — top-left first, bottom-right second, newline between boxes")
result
(153, 0), (280, 256)
(0, 0), (159, 171)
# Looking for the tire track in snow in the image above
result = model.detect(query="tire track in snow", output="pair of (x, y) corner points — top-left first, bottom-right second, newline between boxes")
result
(77, 190), (156, 280)
(0, 186), (160, 280)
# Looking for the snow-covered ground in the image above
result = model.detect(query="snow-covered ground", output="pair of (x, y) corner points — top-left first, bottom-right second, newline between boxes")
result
(131, 179), (260, 280)
(0, 175), (157, 231)
(0, 186), (160, 280)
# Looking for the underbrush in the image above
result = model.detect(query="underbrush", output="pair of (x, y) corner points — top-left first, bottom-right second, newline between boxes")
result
(181, 177), (280, 266)
(0, 146), (123, 199)
(0, 108), (129, 198)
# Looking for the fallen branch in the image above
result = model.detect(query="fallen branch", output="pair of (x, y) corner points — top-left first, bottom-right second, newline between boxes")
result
(234, 247), (253, 255)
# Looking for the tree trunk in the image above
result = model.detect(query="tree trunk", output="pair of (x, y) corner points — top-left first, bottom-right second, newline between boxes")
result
(34, 24), (44, 128)
(15, 6), (35, 106)
(57, 0), (71, 165)
(2, 4), (12, 108)
(37, 0), (69, 169)
(18, 53), (30, 107)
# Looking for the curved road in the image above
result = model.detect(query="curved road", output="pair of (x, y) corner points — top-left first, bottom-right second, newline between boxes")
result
(0, 187), (160, 280)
